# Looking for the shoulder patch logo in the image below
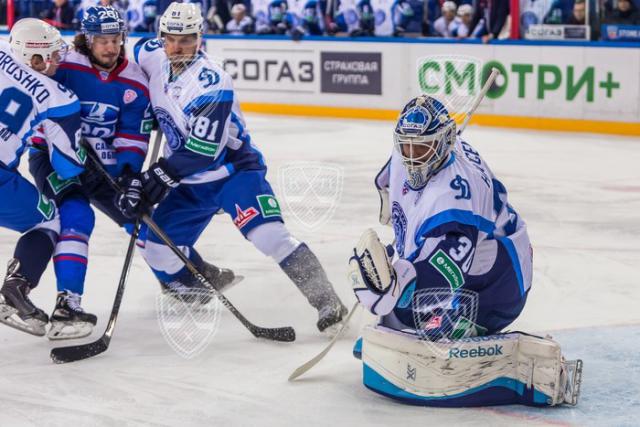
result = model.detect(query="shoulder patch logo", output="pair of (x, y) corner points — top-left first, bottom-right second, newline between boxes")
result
(450, 175), (471, 200)
(123, 89), (138, 104)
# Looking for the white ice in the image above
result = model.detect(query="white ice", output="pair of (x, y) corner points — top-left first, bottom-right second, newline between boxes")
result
(1, 116), (639, 426)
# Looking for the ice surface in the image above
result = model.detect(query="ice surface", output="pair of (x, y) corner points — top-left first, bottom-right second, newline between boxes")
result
(1, 116), (639, 426)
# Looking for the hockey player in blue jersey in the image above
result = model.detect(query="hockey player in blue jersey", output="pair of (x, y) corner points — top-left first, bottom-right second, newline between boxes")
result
(348, 95), (581, 406)
(0, 19), (85, 336)
(27, 6), (153, 339)
(119, 2), (348, 332)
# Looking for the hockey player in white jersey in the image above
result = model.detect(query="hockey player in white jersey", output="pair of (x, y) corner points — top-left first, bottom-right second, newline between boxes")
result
(348, 95), (582, 406)
(121, 2), (348, 332)
(0, 19), (85, 336)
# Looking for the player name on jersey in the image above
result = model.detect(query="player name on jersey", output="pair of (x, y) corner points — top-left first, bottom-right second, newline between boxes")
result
(0, 51), (50, 103)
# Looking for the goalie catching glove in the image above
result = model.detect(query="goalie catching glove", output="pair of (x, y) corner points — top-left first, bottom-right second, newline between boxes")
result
(348, 228), (416, 316)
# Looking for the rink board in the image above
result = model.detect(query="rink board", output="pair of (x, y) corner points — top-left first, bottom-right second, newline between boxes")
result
(0, 31), (637, 135)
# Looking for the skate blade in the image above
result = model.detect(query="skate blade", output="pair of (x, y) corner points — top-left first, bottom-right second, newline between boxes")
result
(0, 303), (47, 337)
(47, 321), (94, 341)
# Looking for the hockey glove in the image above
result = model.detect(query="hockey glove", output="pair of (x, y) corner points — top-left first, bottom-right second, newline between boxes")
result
(348, 228), (416, 316)
(140, 158), (180, 206)
(116, 172), (144, 219)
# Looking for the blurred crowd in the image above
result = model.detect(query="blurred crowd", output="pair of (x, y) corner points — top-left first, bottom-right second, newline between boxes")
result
(1, 0), (639, 40)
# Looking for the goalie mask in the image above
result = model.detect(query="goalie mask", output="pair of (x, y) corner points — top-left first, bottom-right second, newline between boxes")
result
(394, 96), (456, 190)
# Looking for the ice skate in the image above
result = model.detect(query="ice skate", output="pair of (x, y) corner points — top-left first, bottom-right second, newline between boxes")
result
(48, 291), (98, 340)
(0, 259), (49, 336)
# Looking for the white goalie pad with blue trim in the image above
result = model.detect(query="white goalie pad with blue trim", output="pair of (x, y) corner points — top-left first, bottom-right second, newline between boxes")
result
(361, 325), (582, 407)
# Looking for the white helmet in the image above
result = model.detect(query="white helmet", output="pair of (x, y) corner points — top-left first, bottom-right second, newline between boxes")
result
(442, 1), (457, 13)
(9, 18), (67, 67)
(457, 4), (474, 16)
(158, 2), (204, 38)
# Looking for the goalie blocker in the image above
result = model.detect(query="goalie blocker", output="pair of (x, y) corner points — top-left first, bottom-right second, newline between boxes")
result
(356, 325), (582, 407)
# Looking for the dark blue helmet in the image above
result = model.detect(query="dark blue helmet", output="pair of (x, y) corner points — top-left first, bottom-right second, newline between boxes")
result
(81, 6), (126, 37)
(394, 95), (456, 189)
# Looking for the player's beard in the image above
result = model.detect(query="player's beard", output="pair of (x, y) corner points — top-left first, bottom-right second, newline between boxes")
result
(91, 53), (119, 72)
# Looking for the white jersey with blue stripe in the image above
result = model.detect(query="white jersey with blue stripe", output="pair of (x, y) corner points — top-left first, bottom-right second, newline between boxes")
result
(377, 136), (533, 297)
(0, 41), (84, 179)
(134, 38), (263, 184)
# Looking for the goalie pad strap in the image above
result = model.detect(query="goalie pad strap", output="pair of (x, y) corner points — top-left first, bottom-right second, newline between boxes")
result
(361, 326), (582, 407)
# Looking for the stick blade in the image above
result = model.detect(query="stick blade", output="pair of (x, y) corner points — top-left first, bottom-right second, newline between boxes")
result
(251, 326), (296, 342)
(50, 338), (109, 364)
(288, 302), (359, 381)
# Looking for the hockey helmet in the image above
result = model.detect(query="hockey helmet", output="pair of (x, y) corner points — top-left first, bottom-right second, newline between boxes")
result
(81, 6), (126, 39)
(158, 2), (204, 38)
(9, 18), (67, 70)
(394, 95), (456, 189)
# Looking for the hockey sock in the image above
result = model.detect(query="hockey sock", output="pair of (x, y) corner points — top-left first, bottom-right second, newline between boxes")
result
(53, 197), (95, 295)
(13, 229), (55, 287)
(279, 243), (340, 310)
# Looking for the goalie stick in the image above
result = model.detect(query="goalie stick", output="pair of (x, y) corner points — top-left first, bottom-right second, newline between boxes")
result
(288, 302), (360, 381)
(458, 67), (500, 134)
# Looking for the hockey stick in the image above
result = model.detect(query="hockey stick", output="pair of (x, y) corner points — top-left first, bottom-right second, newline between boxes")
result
(288, 302), (360, 381)
(49, 130), (166, 364)
(458, 67), (500, 134)
(50, 220), (140, 364)
(76, 136), (296, 343)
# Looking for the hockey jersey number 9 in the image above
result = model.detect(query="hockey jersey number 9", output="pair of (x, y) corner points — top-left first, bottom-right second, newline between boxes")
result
(0, 41), (84, 179)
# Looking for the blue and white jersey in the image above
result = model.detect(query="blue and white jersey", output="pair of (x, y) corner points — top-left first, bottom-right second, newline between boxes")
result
(134, 38), (263, 184)
(376, 136), (533, 330)
(54, 51), (151, 176)
(0, 41), (84, 179)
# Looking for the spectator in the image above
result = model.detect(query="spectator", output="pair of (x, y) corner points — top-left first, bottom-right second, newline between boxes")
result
(605, 0), (640, 25)
(41, 0), (75, 29)
(254, 0), (289, 34)
(451, 3), (474, 37)
(335, 0), (375, 37)
(392, 0), (415, 36)
(127, 0), (158, 32)
(566, 0), (586, 24)
(206, 4), (226, 32)
(226, 2), (254, 33)
(472, 0), (510, 43)
(298, 0), (326, 36)
(433, 1), (458, 37)
(543, 0), (566, 24)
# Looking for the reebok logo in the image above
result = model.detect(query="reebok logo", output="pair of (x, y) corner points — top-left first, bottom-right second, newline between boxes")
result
(449, 344), (503, 358)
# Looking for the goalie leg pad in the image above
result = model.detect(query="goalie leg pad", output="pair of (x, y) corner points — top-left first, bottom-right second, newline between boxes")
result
(361, 325), (582, 407)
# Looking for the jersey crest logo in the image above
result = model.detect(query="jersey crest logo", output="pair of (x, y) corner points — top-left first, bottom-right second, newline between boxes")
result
(154, 107), (185, 150)
(233, 204), (259, 229)
(450, 175), (471, 200)
(391, 201), (407, 258)
(80, 102), (119, 125)
(123, 89), (138, 104)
